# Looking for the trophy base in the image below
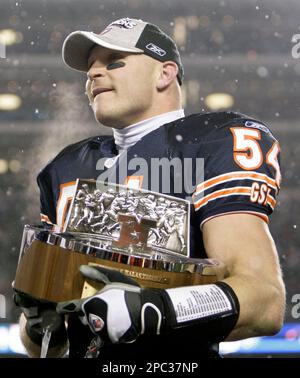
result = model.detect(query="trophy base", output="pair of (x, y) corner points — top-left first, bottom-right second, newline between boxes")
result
(14, 243), (221, 303)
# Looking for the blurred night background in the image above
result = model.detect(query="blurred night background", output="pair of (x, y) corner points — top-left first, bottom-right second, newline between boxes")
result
(0, 0), (299, 356)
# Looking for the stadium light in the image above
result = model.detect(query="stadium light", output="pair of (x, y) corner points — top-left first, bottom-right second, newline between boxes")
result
(205, 93), (234, 110)
(0, 94), (22, 111)
(0, 29), (23, 46)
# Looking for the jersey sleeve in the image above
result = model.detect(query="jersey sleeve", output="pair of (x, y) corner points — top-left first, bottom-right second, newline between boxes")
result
(192, 120), (281, 229)
(37, 167), (57, 226)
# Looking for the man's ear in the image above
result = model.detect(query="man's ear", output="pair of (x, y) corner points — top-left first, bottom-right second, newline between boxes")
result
(156, 61), (179, 90)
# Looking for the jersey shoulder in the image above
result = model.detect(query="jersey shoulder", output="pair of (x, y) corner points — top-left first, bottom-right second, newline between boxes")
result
(186, 113), (281, 226)
(167, 111), (276, 144)
(37, 135), (113, 179)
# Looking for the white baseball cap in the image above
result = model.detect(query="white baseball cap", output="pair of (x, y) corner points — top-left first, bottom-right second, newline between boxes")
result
(62, 17), (184, 84)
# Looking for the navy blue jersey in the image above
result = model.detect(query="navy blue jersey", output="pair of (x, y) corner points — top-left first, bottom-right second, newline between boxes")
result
(38, 111), (281, 259)
(37, 111), (281, 358)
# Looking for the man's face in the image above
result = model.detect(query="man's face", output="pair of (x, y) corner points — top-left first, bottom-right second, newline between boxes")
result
(86, 45), (160, 128)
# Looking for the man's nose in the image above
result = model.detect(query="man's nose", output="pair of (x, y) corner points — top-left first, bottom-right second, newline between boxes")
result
(87, 65), (106, 81)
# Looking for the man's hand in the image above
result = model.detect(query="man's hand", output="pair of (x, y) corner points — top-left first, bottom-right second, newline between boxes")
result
(57, 265), (240, 346)
(14, 290), (54, 319)
(57, 265), (166, 344)
(14, 290), (67, 350)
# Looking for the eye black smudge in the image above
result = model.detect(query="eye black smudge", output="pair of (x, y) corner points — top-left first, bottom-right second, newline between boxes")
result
(106, 62), (126, 70)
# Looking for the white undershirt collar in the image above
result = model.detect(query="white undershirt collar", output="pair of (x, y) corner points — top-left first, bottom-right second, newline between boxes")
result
(113, 109), (185, 151)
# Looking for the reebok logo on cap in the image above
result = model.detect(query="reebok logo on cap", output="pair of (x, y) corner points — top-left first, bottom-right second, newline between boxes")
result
(146, 43), (166, 57)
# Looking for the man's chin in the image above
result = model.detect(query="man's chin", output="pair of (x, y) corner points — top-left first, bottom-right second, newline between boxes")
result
(93, 110), (127, 129)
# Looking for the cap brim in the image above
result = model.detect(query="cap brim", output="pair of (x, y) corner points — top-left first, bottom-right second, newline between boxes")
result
(62, 31), (144, 72)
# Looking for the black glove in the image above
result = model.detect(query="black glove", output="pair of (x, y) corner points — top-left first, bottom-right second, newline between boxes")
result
(14, 290), (67, 348)
(57, 265), (240, 346)
(56, 265), (167, 344)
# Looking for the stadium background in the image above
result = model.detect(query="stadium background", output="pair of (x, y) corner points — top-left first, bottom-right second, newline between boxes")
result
(0, 0), (299, 357)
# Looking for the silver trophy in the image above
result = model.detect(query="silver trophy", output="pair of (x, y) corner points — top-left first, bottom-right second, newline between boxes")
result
(64, 179), (190, 258)
(14, 179), (226, 303)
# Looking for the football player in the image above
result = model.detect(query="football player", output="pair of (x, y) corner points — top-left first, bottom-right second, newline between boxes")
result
(16, 18), (285, 359)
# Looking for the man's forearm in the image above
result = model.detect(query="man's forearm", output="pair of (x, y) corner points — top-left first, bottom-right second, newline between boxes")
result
(203, 214), (286, 342)
(223, 274), (285, 341)
(19, 313), (69, 358)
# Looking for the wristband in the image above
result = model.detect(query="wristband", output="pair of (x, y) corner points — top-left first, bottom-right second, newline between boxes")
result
(162, 281), (240, 342)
